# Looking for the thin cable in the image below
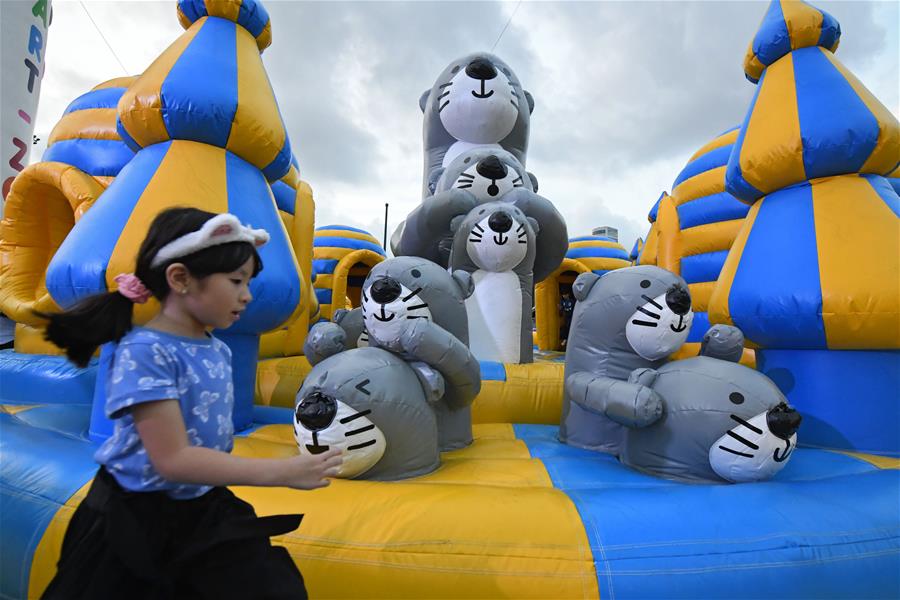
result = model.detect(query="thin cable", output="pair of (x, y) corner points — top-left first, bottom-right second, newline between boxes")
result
(80, 1), (129, 75)
(490, 0), (523, 52)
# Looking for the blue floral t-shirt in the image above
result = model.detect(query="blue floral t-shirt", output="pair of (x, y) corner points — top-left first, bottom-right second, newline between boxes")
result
(94, 327), (235, 499)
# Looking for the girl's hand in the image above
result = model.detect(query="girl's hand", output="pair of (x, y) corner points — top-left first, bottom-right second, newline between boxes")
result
(282, 448), (343, 490)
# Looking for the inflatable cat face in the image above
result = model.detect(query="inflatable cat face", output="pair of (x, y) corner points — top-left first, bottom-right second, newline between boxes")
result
(621, 356), (801, 483)
(450, 201), (538, 273)
(293, 347), (441, 480)
(431, 148), (536, 198)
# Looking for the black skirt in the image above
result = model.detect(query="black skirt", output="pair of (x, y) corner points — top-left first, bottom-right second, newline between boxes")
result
(41, 468), (308, 600)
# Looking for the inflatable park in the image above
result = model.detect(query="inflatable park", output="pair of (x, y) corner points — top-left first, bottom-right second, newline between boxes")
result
(1, 0), (898, 597)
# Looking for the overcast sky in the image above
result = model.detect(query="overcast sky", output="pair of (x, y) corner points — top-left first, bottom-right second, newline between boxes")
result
(30, 0), (900, 253)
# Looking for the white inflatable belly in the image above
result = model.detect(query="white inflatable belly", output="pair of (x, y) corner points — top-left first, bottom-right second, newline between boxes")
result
(466, 270), (522, 363)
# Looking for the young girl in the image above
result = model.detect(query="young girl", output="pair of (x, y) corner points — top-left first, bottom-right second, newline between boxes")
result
(39, 207), (341, 600)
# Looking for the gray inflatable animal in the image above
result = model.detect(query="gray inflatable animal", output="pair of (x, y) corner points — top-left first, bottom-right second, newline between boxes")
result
(449, 201), (539, 364)
(560, 266), (694, 454)
(303, 308), (367, 366)
(361, 257), (481, 450)
(420, 53), (534, 198)
(294, 347), (443, 480)
(620, 356), (801, 483)
(433, 147), (537, 197)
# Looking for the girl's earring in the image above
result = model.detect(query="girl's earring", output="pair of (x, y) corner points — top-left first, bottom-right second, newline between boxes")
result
(181, 288), (188, 295)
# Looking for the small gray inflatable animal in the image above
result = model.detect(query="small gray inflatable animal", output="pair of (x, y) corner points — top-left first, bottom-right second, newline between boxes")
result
(449, 201), (538, 364)
(420, 53), (534, 197)
(432, 147), (537, 198)
(361, 257), (481, 450)
(560, 266), (694, 454)
(294, 347), (443, 480)
(619, 356), (801, 483)
(303, 308), (367, 366)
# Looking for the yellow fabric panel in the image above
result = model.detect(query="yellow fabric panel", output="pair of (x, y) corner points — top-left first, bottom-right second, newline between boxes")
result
(327, 250), (384, 320)
(534, 259), (587, 351)
(117, 20), (202, 147)
(0, 163), (105, 325)
(838, 451), (900, 470)
(47, 109), (119, 144)
(708, 201), (763, 328)
(743, 40), (766, 83)
(204, 0), (241, 22)
(638, 221), (659, 266)
(688, 281), (716, 312)
(91, 76), (137, 90)
(13, 323), (66, 356)
(679, 219), (745, 258)
(315, 229), (380, 244)
(313, 247), (351, 262)
(739, 54), (806, 194)
(313, 273), (334, 290)
(576, 257), (631, 273)
(256, 355), (313, 407)
(472, 362), (565, 425)
(0, 404), (37, 415)
(668, 342), (756, 368)
(781, 0), (825, 51)
(688, 128), (740, 163)
(890, 166), (900, 179)
(671, 166), (726, 206)
(108, 141), (228, 325)
(262, 187), (305, 337)
(655, 194), (682, 275)
(225, 25), (286, 175)
(28, 480), (92, 599)
(259, 329), (288, 359)
(280, 165), (300, 190)
(819, 49), (900, 174)
(231, 424), (597, 600)
(812, 176), (900, 349)
(568, 240), (622, 250)
(256, 21), (272, 52)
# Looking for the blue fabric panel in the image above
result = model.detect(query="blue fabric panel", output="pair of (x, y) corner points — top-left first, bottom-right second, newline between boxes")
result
(316, 225), (371, 234)
(716, 125), (740, 137)
(757, 348), (900, 456)
(794, 47), (878, 179)
(1, 404), (93, 439)
(680, 250), (729, 285)
(686, 310), (710, 344)
(116, 116), (142, 152)
(817, 8), (841, 49)
(728, 184), (826, 348)
(478, 361), (506, 382)
(213, 332), (258, 432)
(42, 138), (134, 177)
(290, 154), (299, 170)
(178, 0), (203, 23)
(235, 0), (269, 38)
(752, 0), (791, 68)
(0, 407), (98, 599)
(250, 405), (293, 426)
(270, 180), (295, 214)
(726, 71), (768, 203)
(648, 192), (664, 222)
(565, 247), (629, 261)
(672, 145), (732, 189)
(0, 351), (97, 405)
(312, 259), (339, 276)
(313, 237), (383, 254)
(223, 151), (300, 334)
(629, 239), (641, 261)
(315, 288), (332, 305)
(861, 174), (900, 218)
(62, 87), (126, 114)
(568, 236), (615, 244)
(45, 141), (172, 308)
(676, 191), (751, 230)
(514, 424), (900, 600)
(592, 269), (610, 277)
(89, 343), (116, 442)
(261, 139), (292, 183)
(161, 17), (237, 148)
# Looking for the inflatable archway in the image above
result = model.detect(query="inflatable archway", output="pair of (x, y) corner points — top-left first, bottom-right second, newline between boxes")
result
(312, 225), (386, 321)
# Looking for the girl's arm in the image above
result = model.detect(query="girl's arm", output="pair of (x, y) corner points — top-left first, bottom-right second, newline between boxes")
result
(132, 399), (342, 490)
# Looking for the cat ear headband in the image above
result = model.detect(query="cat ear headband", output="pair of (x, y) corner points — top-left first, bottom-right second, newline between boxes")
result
(150, 213), (269, 268)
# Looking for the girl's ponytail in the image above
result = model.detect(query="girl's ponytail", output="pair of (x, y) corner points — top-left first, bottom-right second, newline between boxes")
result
(39, 291), (136, 368)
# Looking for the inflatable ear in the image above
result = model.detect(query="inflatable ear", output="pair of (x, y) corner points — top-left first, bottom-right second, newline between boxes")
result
(427, 168), (444, 195)
(527, 172), (539, 193)
(450, 214), (466, 234)
(700, 325), (744, 363)
(419, 89), (430, 112)
(409, 361), (446, 404)
(524, 90), (535, 114)
(572, 272), (601, 302)
(526, 216), (540, 235)
(451, 270), (475, 299)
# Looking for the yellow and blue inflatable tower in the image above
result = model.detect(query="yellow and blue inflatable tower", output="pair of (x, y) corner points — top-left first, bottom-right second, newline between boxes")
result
(709, 0), (900, 455)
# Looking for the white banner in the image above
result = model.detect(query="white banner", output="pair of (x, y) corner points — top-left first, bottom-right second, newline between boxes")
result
(1, 0), (52, 217)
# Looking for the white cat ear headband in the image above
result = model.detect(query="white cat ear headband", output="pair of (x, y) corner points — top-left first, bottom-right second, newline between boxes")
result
(150, 213), (270, 268)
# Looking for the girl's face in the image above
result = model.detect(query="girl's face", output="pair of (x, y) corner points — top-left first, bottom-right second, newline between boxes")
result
(183, 257), (255, 331)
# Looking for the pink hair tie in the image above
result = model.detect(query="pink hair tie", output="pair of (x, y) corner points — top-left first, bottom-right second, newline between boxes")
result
(114, 273), (152, 304)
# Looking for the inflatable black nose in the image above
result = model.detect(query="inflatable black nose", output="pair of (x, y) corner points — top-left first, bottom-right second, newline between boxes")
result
(476, 155), (508, 181)
(370, 276), (401, 304)
(296, 391), (337, 431)
(466, 58), (497, 81)
(767, 403), (802, 439)
(488, 211), (513, 233)
(665, 284), (692, 316)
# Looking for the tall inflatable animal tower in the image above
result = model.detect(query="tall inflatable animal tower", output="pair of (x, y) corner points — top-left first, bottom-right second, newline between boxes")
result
(709, 0), (899, 456)
(43, 0), (304, 439)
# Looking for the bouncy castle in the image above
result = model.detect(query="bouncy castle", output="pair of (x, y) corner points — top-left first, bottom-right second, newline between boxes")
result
(1, 0), (898, 598)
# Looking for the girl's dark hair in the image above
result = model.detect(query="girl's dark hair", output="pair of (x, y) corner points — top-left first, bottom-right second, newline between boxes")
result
(38, 207), (264, 367)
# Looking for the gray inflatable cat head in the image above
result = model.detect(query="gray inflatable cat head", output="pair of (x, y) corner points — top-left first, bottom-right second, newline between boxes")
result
(421, 53), (534, 197)
(294, 346), (442, 481)
(361, 256), (473, 348)
(620, 356), (801, 483)
(430, 147), (537, 198)
(449, 200), (539, 274)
